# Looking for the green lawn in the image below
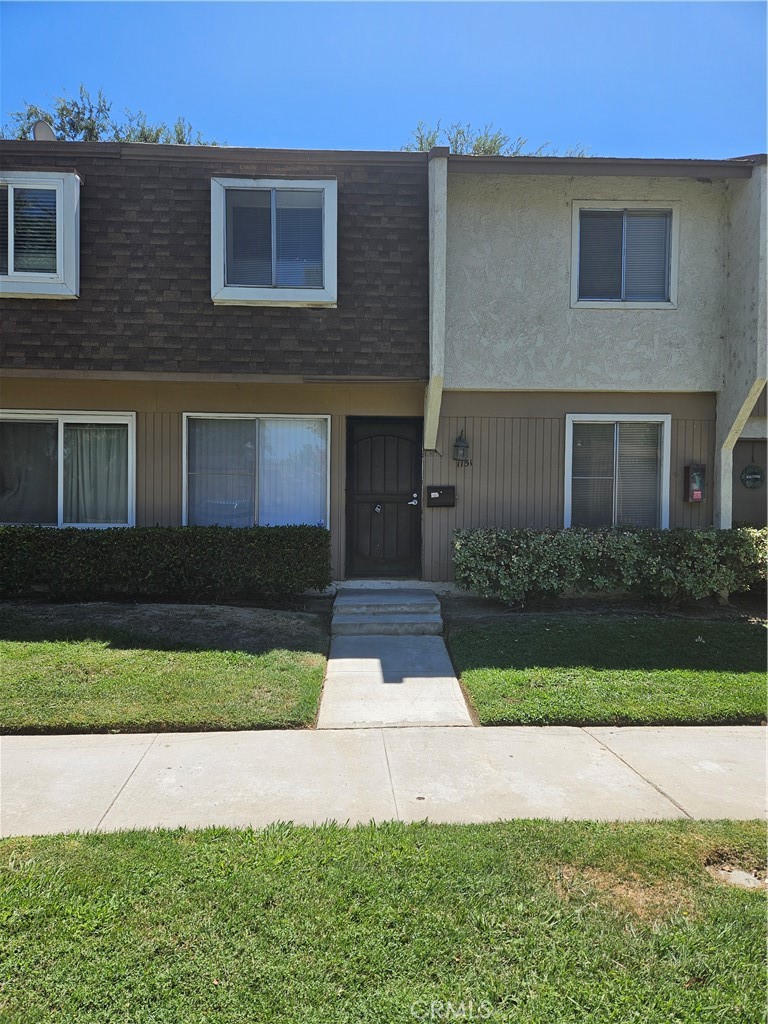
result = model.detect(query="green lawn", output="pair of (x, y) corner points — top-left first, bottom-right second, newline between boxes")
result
(1, 821), (764, 1023)
(0, 603), (328, 732)
(448, 615), (767, 726)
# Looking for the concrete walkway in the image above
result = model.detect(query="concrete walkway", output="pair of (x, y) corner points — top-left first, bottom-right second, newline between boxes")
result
(2, 726), (764, 837)
(317, 636), (474, 729)
(319, 586), (474, 729)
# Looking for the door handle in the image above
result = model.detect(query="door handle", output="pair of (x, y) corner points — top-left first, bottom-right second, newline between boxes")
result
(374, 504), (382, 514)
(407, 497), (419, 506)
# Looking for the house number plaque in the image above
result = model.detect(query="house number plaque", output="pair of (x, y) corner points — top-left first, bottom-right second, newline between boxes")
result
(740, 464), (765, 489)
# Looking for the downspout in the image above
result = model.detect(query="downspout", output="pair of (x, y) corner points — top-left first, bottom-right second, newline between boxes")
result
(424, 146), (449, 450)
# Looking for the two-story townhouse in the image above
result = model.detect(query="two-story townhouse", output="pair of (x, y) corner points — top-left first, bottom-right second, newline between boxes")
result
(0, 140), (431, 580)
(421, 150), (767, 580)
(1, 140), (765, 584)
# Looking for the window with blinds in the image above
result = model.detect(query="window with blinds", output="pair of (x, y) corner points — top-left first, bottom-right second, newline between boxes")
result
(578, 209), (671, 302)
(225, 188), (324, 289)
(570, 420), (663, 528)
(0, 183), (58, 277)
(211, 177), (337, 307)
(0, 172), (79, 299)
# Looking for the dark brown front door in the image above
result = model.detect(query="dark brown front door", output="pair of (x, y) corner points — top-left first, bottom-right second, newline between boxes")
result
(346, 417), (422, 577)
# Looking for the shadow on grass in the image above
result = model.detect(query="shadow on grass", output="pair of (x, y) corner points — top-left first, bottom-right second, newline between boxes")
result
(448, 616), (767, 675)
(0, 605), (330, 659)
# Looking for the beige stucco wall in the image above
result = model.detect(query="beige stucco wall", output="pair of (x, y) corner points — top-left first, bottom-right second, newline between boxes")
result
(713, 168), (768, 524)
(422, 391), (716, 581)
(444, 173), (730, 392)
(0, 377), (424, 579)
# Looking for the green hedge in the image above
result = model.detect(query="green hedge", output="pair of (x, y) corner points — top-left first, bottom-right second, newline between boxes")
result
(453, 527), (768, 606)
(0, 525), (331, 602)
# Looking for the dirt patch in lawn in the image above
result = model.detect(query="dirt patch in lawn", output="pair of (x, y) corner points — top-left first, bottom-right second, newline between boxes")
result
(552, 865), (696, 922)
(0, 601), (329, 656)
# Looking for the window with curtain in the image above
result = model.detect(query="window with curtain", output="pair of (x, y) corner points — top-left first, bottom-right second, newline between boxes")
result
(63, 424), (129, 525)
(0, 415), (133, 526)
(578, 209), (671, 302)
(570, 420), (663, 528)
(186, 417), (329, 528)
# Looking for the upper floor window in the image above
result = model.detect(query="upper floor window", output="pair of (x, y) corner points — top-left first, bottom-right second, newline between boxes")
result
(0, 172), (80, 299)
(571, 201), (679, 309)
(211, 177), (337, 307)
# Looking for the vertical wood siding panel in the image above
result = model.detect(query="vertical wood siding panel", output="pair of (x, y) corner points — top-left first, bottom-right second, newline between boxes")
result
(427, 404), (716, 580)
(171, 411), (182, 526)
(519, 419), (530, 526)
(136, 412), (149, 527)
(152, 411), (161, 526)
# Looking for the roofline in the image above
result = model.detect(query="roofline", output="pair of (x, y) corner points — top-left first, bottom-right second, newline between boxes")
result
(0, 139), (427, 166)
(1, 140), (762, 177)
(445, 153), (764, 179)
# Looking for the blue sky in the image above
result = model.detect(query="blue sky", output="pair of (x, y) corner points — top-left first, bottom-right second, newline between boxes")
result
(0, 2), (765, 158)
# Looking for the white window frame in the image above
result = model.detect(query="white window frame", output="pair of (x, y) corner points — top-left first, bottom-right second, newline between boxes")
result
(0, 410), (136, 528)
(563, 413), (672, 529)
(570, 200), (679, 310)
(182, 412), (331, 528)
(210, 177), (337, 307)
(0, 172), (80, 299)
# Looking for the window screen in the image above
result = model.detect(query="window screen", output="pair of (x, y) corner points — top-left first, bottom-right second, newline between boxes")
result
(0, 420), (58, 524)
(571, 420), (662, 527)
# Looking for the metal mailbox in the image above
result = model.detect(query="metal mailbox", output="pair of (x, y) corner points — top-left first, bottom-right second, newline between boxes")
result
(426, 486), (456, 508)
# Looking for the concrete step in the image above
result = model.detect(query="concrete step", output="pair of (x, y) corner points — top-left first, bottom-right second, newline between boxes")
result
(331, 613), (444, 636)
(334, 589), (441, 616)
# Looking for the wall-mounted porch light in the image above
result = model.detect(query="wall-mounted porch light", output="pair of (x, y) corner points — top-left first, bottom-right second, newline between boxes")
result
(452, 430), (470, 463)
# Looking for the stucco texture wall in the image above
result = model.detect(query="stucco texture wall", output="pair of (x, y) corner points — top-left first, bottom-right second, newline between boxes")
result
(719, 168), (767, 440)
(444, 173), (729, 392)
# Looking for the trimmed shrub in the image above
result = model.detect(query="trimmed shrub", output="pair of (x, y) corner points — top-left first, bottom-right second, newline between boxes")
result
(0, 525), (331, 602)
(453, 527), (768, 606)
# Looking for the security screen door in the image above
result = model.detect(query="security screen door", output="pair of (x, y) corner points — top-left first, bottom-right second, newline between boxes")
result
(346, 417), (422, 577)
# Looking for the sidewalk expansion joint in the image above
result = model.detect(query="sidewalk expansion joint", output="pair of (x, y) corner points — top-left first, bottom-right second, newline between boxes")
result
(581, 727), (693, 820)
(96, 733), (159, 829)
(380, 730), (401, 821)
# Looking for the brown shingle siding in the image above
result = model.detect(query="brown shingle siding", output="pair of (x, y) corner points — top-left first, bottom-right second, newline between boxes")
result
(0, 143), (429, 379)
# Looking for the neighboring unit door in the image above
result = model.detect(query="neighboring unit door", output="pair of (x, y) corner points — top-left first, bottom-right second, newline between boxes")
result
(346, 417), (422, 577)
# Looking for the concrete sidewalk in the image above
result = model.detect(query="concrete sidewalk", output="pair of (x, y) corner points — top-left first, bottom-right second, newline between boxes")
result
(2, 725), (764, 837)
